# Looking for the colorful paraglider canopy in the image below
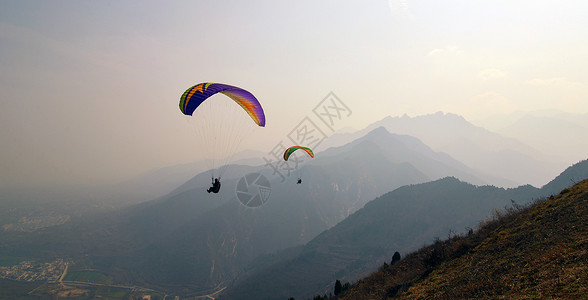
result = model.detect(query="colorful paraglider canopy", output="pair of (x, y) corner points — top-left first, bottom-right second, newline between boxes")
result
(179, 82), (265, 127)
(283, 146), (314, 161)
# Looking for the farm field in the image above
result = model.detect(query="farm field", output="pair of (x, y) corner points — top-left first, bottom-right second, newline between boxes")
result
(64, 270), (110, 284)
(0, 278), (43, 300)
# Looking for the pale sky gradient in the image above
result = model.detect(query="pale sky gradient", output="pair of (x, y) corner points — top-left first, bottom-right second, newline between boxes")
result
(1, 0), (587, 188)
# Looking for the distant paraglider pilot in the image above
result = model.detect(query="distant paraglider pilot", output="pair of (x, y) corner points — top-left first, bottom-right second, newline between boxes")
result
(283, 146), (314, 186)
(207, 178), (221, 193)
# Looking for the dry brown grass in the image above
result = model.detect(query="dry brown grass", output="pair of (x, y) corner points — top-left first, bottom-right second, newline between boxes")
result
(338, 179), (588, 300)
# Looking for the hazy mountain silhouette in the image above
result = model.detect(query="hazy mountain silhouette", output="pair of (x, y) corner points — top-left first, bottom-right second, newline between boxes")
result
(222, 160), (588, 300)
(321, 112), (566, 187)
(1, 127), (487, 295)
(2, 126), (582, 297)
(541, 159), (588, 196)
(100, 149), (266, 205)
(496, 113), (588, 163)
(323, 127), (497, 186)
(85, 127), (491, 292)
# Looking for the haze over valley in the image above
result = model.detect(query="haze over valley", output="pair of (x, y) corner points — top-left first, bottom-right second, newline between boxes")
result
(1, 1), (587, 299)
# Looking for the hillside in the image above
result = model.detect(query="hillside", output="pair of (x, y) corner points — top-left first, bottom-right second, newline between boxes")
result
(89, 131), (442, 293)
(320, 112), (566, 187)
(339, 179), (588, 299)
(319, 127), (489, 186)
(222, 178), (543, 300)
(2, 127), (474, 295)
(541, 159), (588, 196)
(222, 159), (588, 300)
(1, 131), (583, 297)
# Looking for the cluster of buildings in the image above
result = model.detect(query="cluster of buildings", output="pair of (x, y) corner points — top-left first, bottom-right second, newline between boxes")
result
(0, 258), (69, 282)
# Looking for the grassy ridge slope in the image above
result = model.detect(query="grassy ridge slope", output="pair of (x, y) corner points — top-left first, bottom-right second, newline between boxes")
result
(340, 179), (588, 299)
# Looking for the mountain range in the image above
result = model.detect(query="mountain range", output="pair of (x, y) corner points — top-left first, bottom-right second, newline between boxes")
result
(495, 113), (588, 163)
(222, 159), (588, 300)
(321, 112), (573, 187)
(1, 112), (586, 299)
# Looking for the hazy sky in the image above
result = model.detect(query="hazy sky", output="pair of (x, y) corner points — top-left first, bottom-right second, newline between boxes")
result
(1, 0), (587, 188)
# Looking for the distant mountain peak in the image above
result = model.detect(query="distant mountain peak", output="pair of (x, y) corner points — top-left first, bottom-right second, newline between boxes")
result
(364, 126), (391, 138)
(356, 126), (425, 151)
(403, 111), (469, 124)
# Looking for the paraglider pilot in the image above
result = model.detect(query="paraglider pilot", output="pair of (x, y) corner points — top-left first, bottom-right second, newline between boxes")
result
(297, 178), (302, 184)
(207, 178), (221, 193)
